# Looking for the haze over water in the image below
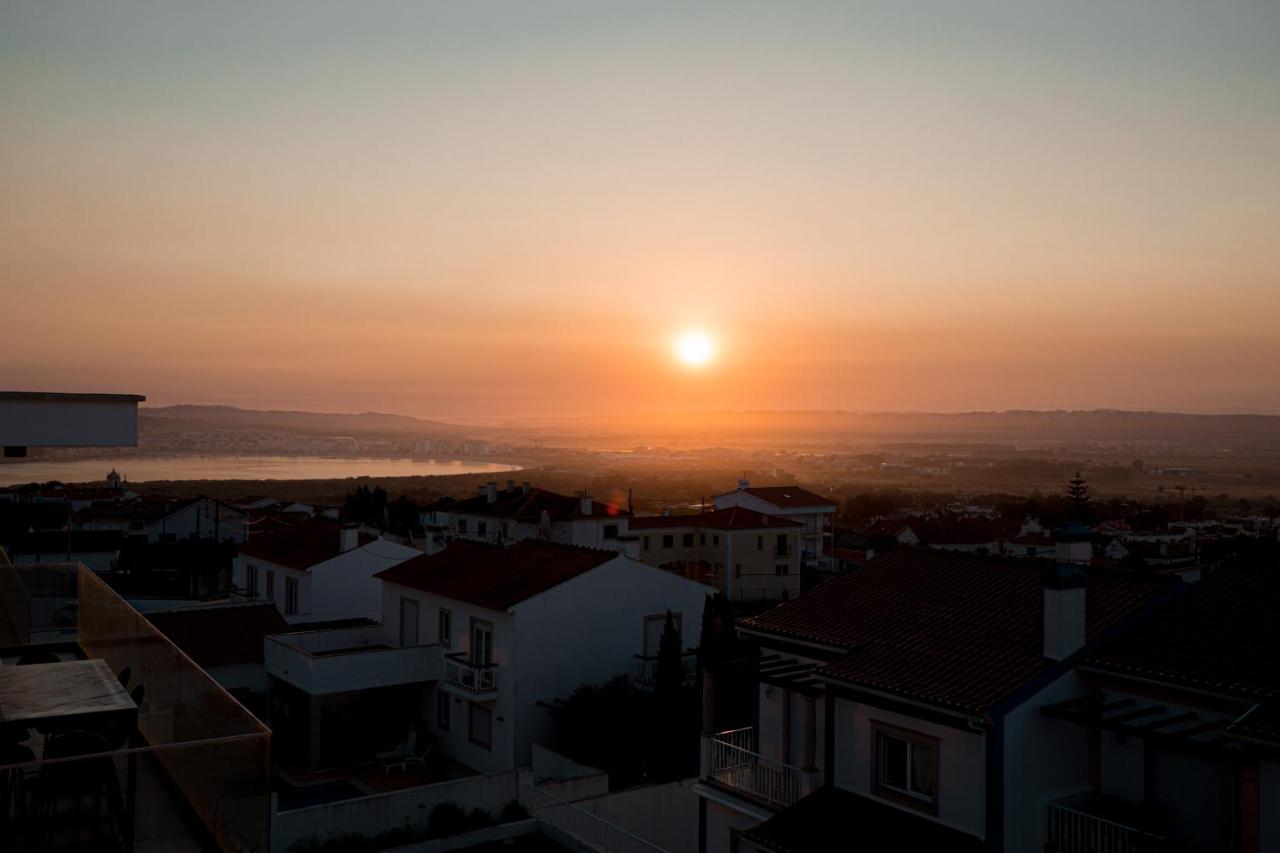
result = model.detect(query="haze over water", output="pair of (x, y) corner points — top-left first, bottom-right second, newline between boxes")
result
(0, 456), (519, 487)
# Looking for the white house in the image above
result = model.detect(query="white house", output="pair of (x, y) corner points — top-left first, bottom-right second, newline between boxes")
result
(421, 481), (630, 551)
(232, 517), (421, 623)
(146, 496), (249, 544)
(696, 543), (1178, 853)
(713, 481), (836, 572)
(262, 538), (712, 772)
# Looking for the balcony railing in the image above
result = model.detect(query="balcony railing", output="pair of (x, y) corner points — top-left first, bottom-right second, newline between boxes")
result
(704, 727), (818, 810)
(632, 651), (697, 688)
(265, 627), (443, 696)
(445, 652), (497, 693)
(1047, 796), (1168, 853)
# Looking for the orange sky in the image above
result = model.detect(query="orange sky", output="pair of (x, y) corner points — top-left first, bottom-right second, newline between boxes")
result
(3, 3), (1278, 418)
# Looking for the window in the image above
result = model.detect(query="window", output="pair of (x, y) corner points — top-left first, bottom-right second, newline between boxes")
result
(682, 533), (694, 547)
(469, 702), (492, 750)
(604, 524), (619, 539)
(284, 577), (299, 616)
(471, 619), (494, 665)
(436, 690), (451, 731)
(438, 608), (452, 647)
(245, 565), (258, 598)
(662, 534), (674, 549)
(477, 521), (488, 537)
(775, 564), (790, 576)
(713, 535), (719, 547)
(775, 534), (789, 557)
(757, 535), (764, 551)
(265, 571), (275, 600)
(700, 533), (706, 546)
(458, 519), (468, 534)
(642, 536), (650, 551)
(734, 563), (742, 577)
(399, 597), (419, 646)
(872, 723), (938, 813)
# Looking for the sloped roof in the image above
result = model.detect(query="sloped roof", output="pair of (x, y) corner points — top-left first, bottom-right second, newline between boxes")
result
(737, 486), (836, 509)
(743, 548), (1168, 718)
(147, 602), (288, 667)
(1084, 564), (1280, 702)
(238, 517), (374, 570)
(374, 538), (618, 611)
(630, 507), (801, 531)
(428, 487), (628, 522)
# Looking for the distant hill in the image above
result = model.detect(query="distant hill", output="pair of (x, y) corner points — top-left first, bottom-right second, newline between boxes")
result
(143, 405), (461, 437)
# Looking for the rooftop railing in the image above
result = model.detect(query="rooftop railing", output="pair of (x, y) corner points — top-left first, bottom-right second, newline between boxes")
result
(1046, 795), (1168, 853)
(0, 562), (270, 852)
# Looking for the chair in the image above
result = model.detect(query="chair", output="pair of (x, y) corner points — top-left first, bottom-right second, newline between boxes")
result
(377, 727), (430, 774)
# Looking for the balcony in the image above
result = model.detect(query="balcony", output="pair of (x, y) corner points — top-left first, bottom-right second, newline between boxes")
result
(632, 650), (697, 689)
(0, 562), (269, 852)
(444, 652), (498, 696)
(1047, 792), (1169, 853)
(265, 626), (443, 695)
(703, 727), (820, 810)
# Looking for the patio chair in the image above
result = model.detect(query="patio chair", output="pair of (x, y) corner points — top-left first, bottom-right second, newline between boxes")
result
(27, 731), (126, 847)
(376, 727), (430, 774)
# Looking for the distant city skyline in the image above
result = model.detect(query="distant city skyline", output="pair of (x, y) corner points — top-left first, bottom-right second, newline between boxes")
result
(3, 2), (1278, 418)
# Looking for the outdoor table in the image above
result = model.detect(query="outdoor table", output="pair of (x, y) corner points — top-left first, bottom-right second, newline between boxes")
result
(0, 659), (139, 850)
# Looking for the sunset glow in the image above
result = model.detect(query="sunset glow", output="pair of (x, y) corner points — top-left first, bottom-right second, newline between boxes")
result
(675, 331), (716, 368)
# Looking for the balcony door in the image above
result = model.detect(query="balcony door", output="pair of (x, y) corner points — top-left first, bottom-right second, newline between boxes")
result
(471, 619), (493, 665)
(399, 598), (420, 647)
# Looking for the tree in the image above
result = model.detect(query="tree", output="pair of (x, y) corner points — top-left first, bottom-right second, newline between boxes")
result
(652, 611), (686, 778)
(1065, 471), (1092, 522)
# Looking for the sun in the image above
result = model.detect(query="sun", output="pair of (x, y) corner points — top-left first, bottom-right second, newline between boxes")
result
(675, 330), (716, 367)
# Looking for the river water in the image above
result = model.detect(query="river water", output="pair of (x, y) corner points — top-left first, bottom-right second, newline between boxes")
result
(0, 455), (520, 486)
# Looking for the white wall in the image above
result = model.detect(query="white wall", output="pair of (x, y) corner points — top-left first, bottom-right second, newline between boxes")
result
(309, 539), (420, 622)
(511, 557), (713, 770)
(704, 799), (763, 853)
(147, 498), (247, 544)
(830, 697), (986, 840)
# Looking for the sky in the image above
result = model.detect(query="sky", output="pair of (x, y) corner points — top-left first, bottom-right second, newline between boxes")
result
(2, 1), (1279, 420)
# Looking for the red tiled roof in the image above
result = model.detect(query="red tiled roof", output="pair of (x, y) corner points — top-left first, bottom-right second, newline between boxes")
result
(738, 486), (836, 509)
(147, 602), (289, 667)
(743, 548), (1168, 718)
(238, 517), (374, 571)
(374, 539), (618, 611)
(431, 487), (628, 522)
(1084, 565), (1280, 701)
(630, 507), (802, 531)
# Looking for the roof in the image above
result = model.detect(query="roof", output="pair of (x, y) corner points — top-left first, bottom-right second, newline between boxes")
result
(739, 787), (984, 853)
(743, 548), (1169, 718)
(237, 517), (375, 570)
(0, 392), (146, 403)
(1084, 565), (1280, 702)
(735, 486), (836, 509)
(434, 487), (628, 522)
(630, 507), (802, 531)
(147, 603), (289, 667)
(374, 539), (618, 611)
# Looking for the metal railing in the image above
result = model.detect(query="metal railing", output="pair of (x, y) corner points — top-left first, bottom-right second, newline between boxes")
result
(1046, 799), (1167, 853)
(524, 782), (670, 853)
(445, 651), (497, 693)
(705, 727), (816, 809)
(632, 651), (697, 688)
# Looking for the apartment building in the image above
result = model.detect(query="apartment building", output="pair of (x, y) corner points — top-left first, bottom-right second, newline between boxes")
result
(713, 481), (836, 572)
(421, 481), (630, 549)
(630, 506), (802, 601)
(232, 517), (421, 623)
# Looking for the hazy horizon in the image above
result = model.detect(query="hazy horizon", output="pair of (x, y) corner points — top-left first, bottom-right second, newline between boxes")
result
(5, 2), (1279, 418)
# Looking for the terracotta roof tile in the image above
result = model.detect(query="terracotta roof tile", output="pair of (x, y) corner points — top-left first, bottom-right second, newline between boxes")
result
(147, 603), (289, 667)
(238, 517), (374, 570)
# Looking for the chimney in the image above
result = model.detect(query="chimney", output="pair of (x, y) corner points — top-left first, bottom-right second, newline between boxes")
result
(486, 482), (498, 504)
(737, 477), (750, 491)
(580, 492), (592, 516)
(340, 523), (360, 553)
(477, 485), (487, 497)
(506, 479), (515, 492)
(522, 481), (531, 495)
(1042, 563), (1087, 660)
(1054, 522), (1094, 565)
